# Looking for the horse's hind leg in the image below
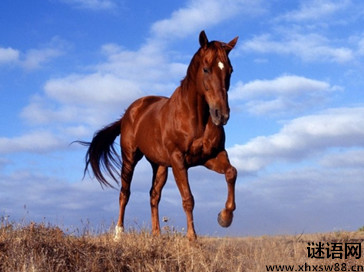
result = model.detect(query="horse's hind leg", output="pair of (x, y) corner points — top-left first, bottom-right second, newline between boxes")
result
(149, 163), (168, 235)
(114, 150), (142, 241)
(204, 150), (237, 228)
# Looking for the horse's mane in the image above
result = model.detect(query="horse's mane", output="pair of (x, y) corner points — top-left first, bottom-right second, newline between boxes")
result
(180, 50), (201, 91)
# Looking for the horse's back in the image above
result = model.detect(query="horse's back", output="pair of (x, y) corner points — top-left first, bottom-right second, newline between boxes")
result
(124, 95), (168, 120)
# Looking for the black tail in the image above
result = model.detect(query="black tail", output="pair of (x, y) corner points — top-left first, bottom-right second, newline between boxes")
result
(76, 120), (121, 188)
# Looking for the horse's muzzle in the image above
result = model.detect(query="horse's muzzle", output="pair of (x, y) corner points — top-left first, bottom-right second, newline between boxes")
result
(209, 107), (229, 126)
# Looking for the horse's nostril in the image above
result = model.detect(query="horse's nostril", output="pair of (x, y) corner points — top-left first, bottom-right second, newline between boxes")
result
(209, 107), (223, 126)
(209, 107), (229, 126)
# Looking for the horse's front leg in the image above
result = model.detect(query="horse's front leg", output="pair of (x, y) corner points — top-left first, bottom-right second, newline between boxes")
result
(149, 164), (168, 235)
(171, 152), (197, 240)
(204, 150), (237, 228)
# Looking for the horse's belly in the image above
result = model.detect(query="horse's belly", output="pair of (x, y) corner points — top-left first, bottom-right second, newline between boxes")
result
(142, 146), (171, 166)
(136, 126), (171, 166)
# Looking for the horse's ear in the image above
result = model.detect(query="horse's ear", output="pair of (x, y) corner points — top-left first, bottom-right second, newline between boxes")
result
(199, 30), (209, 49)
(225, 36), (239, 54)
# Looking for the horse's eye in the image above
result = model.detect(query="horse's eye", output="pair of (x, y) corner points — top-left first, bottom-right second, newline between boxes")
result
(203, 67), (210, 74)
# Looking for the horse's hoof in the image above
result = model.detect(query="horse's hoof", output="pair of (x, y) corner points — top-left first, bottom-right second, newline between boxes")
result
(217, 210), (233, 228)
(187, 232), (197, 241)
(113, 225), (124, 242)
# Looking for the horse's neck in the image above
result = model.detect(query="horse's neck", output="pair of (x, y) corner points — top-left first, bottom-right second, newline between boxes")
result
(176, 84), (209, 126)
(194, 90), (209, 126)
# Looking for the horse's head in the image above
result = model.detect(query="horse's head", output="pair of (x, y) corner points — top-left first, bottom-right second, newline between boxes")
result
(196, 31), (238, 126)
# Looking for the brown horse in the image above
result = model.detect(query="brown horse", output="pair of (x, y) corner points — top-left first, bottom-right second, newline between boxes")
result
(79, 31), (238, 240)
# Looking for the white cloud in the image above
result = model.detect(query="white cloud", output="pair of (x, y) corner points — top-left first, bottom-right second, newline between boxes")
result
(0, 131), (65, 154)
(151, 0), (265, 39)
(320, 149), (364, 168)
(0, 158), (10, 170)
(241, 32), (353, 63)
(0, 47), (19, 64)
(21, 96), (79, 125)
(151, 1), (224, 39)
(231, 75), (333, 99)
(0, 38), (66, 70)
(60, 0), (117, 10)
(277, 0), (351, 22)
(231, 165), (364, 235)
(237, 0), (360, 64)
(356, 36), (364, 56)
(44, 73), (142, 106)
(0, 170), (118, 227)
(97, 42), (185, 92)
(21, 48), (63, 70)
(20, 73), (145, 129)
(21, 37), (68, 70)
(244, 98), (292, 116)
(20, 97), (104, 129)
(230, 75), (339, 115)
(228, 107), (364, 173)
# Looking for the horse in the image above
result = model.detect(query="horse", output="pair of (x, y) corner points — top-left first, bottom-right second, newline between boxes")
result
(78, 31), (238, 240)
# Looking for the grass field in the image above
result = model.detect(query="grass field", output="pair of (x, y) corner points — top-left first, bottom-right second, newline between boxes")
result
(1, 220), (364, 271)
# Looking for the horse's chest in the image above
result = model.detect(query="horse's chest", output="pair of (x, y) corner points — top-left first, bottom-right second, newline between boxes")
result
(185, 125), (224, 165)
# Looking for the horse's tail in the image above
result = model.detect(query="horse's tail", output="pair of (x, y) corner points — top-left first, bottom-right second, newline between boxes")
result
(77, 120), (121, 188)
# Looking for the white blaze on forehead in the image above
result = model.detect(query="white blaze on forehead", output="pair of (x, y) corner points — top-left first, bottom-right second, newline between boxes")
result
(218, 61), (224, 70)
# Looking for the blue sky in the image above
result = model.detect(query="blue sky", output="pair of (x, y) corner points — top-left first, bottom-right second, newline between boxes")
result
(1, 0), (364, 236)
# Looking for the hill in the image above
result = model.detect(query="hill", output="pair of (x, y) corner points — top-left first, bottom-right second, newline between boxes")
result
(1, 221), (364, 271)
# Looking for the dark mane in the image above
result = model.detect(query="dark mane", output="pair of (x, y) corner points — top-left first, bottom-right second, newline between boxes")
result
(180, 48), (202, 90)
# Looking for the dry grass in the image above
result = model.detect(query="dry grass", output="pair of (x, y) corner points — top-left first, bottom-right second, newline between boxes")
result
(1, 219), (364, 271)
